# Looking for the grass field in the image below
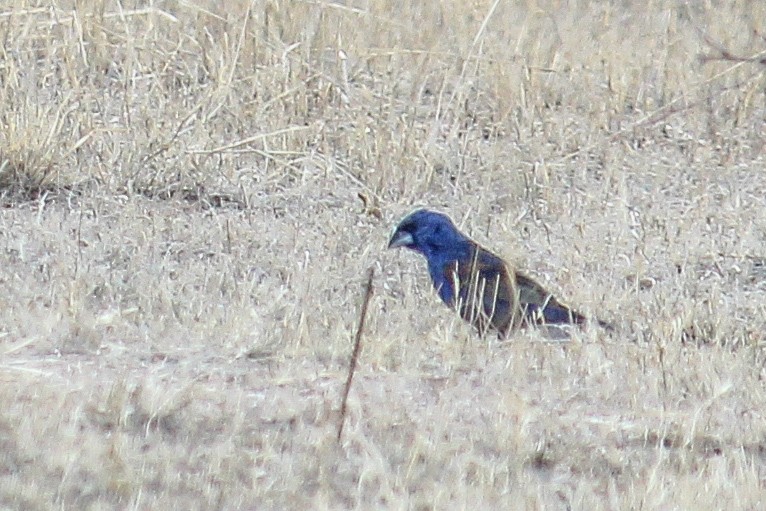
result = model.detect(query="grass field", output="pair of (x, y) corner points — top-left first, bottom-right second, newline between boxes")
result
(1, 1), (766, 509)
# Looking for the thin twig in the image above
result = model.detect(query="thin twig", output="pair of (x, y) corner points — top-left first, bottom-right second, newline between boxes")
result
(337, 266), (375, 442)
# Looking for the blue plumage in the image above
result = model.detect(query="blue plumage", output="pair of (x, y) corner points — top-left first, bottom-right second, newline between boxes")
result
(388, 209), (605, 336)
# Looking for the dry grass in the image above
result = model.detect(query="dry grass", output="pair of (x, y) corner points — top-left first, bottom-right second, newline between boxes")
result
(1, 0), (766, 509)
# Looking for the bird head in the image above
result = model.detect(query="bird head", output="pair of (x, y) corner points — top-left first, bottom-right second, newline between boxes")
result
(388, 209), (470, 259)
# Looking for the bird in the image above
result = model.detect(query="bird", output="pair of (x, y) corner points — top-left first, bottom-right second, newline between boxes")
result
(388, 208), (608, 337)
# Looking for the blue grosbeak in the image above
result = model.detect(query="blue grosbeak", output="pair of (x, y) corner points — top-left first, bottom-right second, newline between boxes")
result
(388, 209), (606, 337)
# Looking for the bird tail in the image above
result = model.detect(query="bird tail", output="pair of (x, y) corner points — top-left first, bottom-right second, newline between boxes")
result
(530, 299), (613, 331)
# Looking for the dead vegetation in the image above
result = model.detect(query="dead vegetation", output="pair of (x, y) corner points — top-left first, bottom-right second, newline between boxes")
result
(1, 0), (766, 509)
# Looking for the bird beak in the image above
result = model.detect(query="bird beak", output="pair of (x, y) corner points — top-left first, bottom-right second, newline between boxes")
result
(388, 230), (414, 249)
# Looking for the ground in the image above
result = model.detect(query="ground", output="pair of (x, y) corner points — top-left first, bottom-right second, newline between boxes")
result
(1, 1), (766, 509)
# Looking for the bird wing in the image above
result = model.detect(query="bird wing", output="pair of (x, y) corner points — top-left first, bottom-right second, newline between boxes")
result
(443, 245), (517, 336)
(447, 252), (587, 332)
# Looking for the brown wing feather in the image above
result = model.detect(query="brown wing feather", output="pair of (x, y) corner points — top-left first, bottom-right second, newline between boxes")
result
(444, 245), (519, 337)
(445, 246), (590, 335)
